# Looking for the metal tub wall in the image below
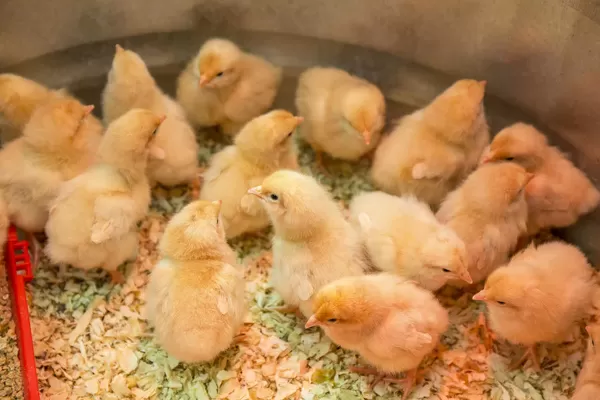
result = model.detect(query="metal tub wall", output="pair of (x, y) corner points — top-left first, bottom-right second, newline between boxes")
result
(1, 0), (599, 260)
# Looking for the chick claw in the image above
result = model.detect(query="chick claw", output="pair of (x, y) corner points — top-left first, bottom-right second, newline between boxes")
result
(510, 345), (541, 371)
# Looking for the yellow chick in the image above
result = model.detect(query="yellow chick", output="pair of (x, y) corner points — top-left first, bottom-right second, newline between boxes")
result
(0, 73), (55, 142)
(295, 67), (385, 163)
(305, 274), (448, 400)
(44, 109), (164, 283)
(436, 162), (531, 285)
(0, 97), (99, 263)
(102, 45), (199, 187)
(371, 79), (489, 208)
(572, 324), (600, 400)
(145, 200), (246, 363)
(200, 110), (301, 238)
(248, 170), (369, 318)
(480, 123), (600, 235)
(0, 74), (103, 144)
(176, 38), (282, 135)
(473, 241), (596, 370)
(349, 191), (471, 291)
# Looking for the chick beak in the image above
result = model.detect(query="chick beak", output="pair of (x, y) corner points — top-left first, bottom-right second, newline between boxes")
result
(248, 186), (264, 199)
(479, 80), (487, 88)
(361, 130), (372, 146)
(460, 271), (473, 285)
(115, 44), (124, 54)
(212, 200), (222, 213)
(305, 315), (320, 329)
(199, 75), (209, 88)
(479, 150), (494, 165)
(83, 105), (95, 117)
(472, 290), (487, 301)
(294, 116), (304, 126)
(524, 172), (535, 185)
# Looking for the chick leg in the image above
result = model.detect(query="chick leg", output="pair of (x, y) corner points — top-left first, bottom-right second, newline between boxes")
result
(477, 312), (494, 351)
(109, 270), (125, 285)
(349, 366), (385, 389)
(314, 151), (330, 176)
(25, 231), (41, 271)
(383, 369), (417, 400)
(189, 169), (204, 200)
(510, 345), (541, 371)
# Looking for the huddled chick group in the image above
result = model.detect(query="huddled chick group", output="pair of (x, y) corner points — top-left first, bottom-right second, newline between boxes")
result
(1, 37), (600, 399)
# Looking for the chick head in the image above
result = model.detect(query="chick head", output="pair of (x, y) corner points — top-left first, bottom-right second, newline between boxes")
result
(195, 38), (242, 89)
(23, 97), (95, 149)
(305, 276), (383, 330)
(341, 85), (386, 145)
(463, 162), (534, 214)
(473, 265), (542, 323)
(248, 170), (336, 239)
(160, 200), (226, 260)
(109, 45), (154, 86)
(99, 108), (165, 173)
(420, 227), (472, 284)
(234, 110), (302, 164)
(425, 79), (486, 138)
(480, 123), (548, 171)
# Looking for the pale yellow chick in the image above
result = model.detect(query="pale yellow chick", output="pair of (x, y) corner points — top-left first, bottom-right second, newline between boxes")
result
(102, 45), (199, 186)
(349, 191), (471, 291)
(371, 79), (489, 207)
(473, 241), (596, 370)
(200, 110), (301, 238)
(145, 200), (246, 363)
(176, 38), (282, 135)
(44, 109), (164, 283)
(480, 123), (600, 235)
(248, 170), (369, 318)
(436, 162), (531, 285)
(572, 324), (600, 400)
(0, 73), (103, 144)
(305, 274), (448, 400)
(295, 67), (385, 162)
(0, 97), (98, 237)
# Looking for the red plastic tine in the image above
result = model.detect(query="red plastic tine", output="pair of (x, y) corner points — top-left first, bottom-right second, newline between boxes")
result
(5, 225), (40, 399)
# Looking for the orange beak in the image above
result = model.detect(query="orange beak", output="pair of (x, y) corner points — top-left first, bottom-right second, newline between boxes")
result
(472, 290), (487, 301)
(294, 116), (304, 125)
(459, 271), (473, 285)
(115, 44), (124, 54)
(305, 315), (320, 329)
(248, 186), (264, 199)
(83, 105), (95, 116)
(361, 130), (372, 146)
(479, 80), (487, 88)
(479, 150), (494, 165)
(199, 75), (209, 88)
(212, 200), (222, 212)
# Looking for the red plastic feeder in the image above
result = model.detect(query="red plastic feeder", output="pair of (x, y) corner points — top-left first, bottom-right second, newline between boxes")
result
(4, 225), (40, 400)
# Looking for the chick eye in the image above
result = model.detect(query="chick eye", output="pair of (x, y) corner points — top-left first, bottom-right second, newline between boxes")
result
(442, 268), (451, 273)
(327, 318), (338, 323)
(504, 157), (515, 161)
(269, 193), (279, 201)
(216, 72), (224, 77)
(287, 131), (294, 138)
(496, 301), (506, 305)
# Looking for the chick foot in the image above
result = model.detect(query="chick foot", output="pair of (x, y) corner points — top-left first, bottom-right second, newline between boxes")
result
(350, 366), (417, 397)
(189, 170), (204, 200)
(109, 270), (125, 285)
(510, 345), (541, 371)
(25, 231), (41, 271)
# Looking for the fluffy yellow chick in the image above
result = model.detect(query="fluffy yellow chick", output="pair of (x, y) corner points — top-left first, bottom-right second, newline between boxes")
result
(349, 191), (471, 291)
(436, 162), (531, 285)
(572, 324), (600, 400)
(248, 170), (369, 318)
(295, 67), (385, 163)
(0, 74), (103, 144)
(473, 241), (596, 370)
(176, 38), (282, 135)
(306, 274), (448, 399)
(102, 45), (199, 186)
(0, 97), (99, 263)
(480, 123), (600, 235)
(200, 110), (301, 238)
(145, 200), (246, 363)
(371, 79), (489, 207)
(44, 109), (164, 283)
